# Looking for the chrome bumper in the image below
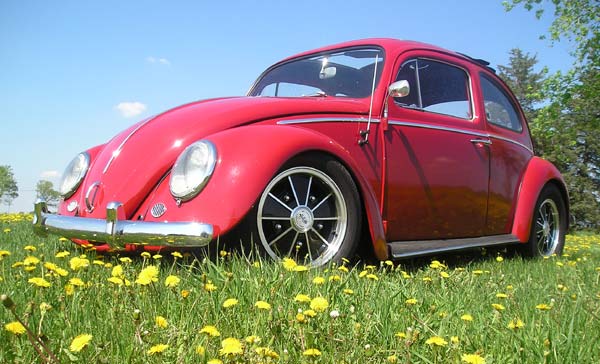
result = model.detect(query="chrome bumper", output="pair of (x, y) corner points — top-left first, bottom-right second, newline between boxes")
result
(32, 199), (213, 250)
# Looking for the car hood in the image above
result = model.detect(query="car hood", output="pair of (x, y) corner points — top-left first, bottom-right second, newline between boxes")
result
(78, 96), (369, 218)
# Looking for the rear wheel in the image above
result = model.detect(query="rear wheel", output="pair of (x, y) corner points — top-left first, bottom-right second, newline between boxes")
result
(521, 184), (567, 257)
(255, 156), (361, 267)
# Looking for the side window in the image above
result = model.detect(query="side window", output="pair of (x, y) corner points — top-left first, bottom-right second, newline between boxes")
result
(480, 74), (523, 132)
(394, 58), (472, 119)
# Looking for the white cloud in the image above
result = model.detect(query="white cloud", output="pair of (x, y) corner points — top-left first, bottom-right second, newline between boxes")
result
(146, 56), (171, 66)
(116, 102), (147, 118)
(40, 170), (60, 179)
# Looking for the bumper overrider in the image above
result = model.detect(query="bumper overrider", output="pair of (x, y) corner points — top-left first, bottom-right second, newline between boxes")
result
(32, 199), (213, 250)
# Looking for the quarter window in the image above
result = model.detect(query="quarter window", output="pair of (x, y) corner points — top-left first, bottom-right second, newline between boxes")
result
(394, 59), (472, 119)
(480, 74), (523, 132)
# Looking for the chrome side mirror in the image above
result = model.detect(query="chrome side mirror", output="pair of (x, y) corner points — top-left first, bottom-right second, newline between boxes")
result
(388, 80), (410, 98)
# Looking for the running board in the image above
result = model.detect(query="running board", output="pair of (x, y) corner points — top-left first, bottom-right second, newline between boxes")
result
(388, 234), (520, 259)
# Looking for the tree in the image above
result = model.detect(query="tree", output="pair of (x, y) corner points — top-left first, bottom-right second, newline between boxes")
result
(36, 180), (62, 208)
(504, 0), (600, 229)
(0, 165), (19, 212)
(497, 48), (546, 122)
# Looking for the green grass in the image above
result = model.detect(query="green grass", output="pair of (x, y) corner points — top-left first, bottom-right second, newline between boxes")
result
(1, 213), (599, 363)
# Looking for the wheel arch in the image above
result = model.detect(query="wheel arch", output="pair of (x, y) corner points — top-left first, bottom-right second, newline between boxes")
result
(511, 156), (569, 242)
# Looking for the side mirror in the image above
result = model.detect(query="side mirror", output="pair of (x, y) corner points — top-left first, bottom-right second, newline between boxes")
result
(388, 80), (410, 98)
(319, 66), (337, 79)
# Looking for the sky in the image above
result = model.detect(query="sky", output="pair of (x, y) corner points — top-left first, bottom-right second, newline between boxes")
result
(0, 0), (575, 213)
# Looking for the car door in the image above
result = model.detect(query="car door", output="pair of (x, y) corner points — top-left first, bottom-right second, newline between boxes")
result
(384, 53), (489, 240)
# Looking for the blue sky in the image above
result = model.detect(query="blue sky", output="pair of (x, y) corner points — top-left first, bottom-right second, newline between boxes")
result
(0, 0), (574, 212)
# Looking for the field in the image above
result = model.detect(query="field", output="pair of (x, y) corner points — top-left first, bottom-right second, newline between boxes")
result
(1, 213), (599, 363)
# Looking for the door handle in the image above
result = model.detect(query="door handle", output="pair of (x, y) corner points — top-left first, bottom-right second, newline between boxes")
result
(470, 138), (492, 146)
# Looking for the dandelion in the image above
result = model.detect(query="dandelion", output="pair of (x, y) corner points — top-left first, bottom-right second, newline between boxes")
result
(294, 294), (311, 303)
(181, 289), (190, 298)
(219, 337), (243, 356)
(152, 254), (162, 260)
(536, 303), (552, 311)
(255, 300), (271, 310)
(164, 275), (180, 288)
(55, 251), (70, 258)
(461, 314), (474, 322)
(496, 293), (508, 299)
(496, 256), (504, 262)
(155, 316), (168, 328)
(207, 359), (223, 364)
(196, 345), (206, 356)
(451, 336), (460, 344)
(222, 298), (238, 308)
(245, 335), (261, 344)
(338, 265), (349, 273)
(359, 270), (368, 278)
(119, 257), (132, 264)
(141, 252), (151, 258)
(28, 277), (51, 288)
(293, 265), (308, 272)
(462, 353), (486, 364)
(492, 303), (505, 311)
(312, 276), (325, 285)
(343, 288), (354, 295)
(304, 309), (317, 317)
(0, 250), (10, 258)
(303, 348), (322, 357)
(111, 265), (124, 278)
(24, 245), (37, 251)
(395, 332), (406, 339)
(23, 256), (40, 265)
(425, 336), (448, 347)
(40, 302), (52, 312)
(69, 256), (90, 271)
(440, 272), (450, 278)
(200, 325), (220, 337)
(430, 260), (447, 269)
(282, 258), (297, 271)
(422, 277), (433, 282)
(65, 284), (75, 295)
(4, 321), (26, 335)
(256, 347), (279, 359)
(329, 274), (341, 282)
(107, 277), (125, 286)
(69, 334), (93, 352)
(405, 298), (418, 305)
(171, 251), (183, 259)
(296, 313), (307, 323)
(135, 265), (159, 285)
(310, 297), (329, 312)
(204, 282), (217, 292)
(387, 354), (398, 363)
(147, 344), (169, 355)
(508, 318), (525, 330)
(366, 273), (379, 280)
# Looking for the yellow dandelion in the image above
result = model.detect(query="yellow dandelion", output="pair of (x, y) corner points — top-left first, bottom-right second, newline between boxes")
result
(152, 254), (162, 260)
(492, 303), (505, 311)
(140, 252), (151, 258)
(119, 257), (132, 264)
(451, 336), (460, 344)
(328, 275), (341, 282)
(405, 298), (418, 305)
(199, 325), (220, 337)
(366, 273), (379, 280)
(181, 289), (190, 298)
(69, 278), (85, 287)
(359, 270), (368, 278)
(296, 313), (307, 323)
(395, 332), (406, 339)
(4, 321), (26, 335)
(245, 335), (261, 344)
(135, 265), (159, 285)
(147, 344), (169, 355)
(219, 337), (243, 356)
(164, 275), (180, 288)
(312, 276), (325, 285)
(461, 314), (474, 322)
(496, 256), (504, 262)
(204, 282), (217, 292)
(55, 251), (70, 258)
(461, 353), (486, 364)
(0, 250), (11, 258)
(171, 251), (183, 258)
(338, 265), (349, 273)
(343, 288), (354, 295)
(107, 277), (125, 286)
(387, 354), (398, 363)
(255, 346), (279, 359)
(65, 284), (75, 295)
(440, 272), (450, 278)
(155, 316), (168, 328)
(69, 256), (90, 271)
(23, 256), (40, 266)
(222, 298), (238, 308)
(429, 260), (447, 269)
(425, 336), (448, 346)
(293, 265), (308, 272)
(310, 297), (329, 312)
(69, 334), (92, 352)
(496, 293), (508, 299)
(294, 294), (311, 303)
(28, 277), (51, 288)
(508, 318), (525, 330)
(111, 265), (124, 278)
(207, 359), (223, 364)
(196, 345), (206, 356)
(473, 270), (484, 275)
(422, 277), (433, 282)
(304, 309), (317, 317)
(282, 258), (297, 271)
(255, 300), (271, 310)
(303, 348), (322, 357)
(24, 245), (37, 251)
(536, 303), (552, 311)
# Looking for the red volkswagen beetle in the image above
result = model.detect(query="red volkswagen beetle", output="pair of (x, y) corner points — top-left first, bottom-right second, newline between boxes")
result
(33, 39), (568, 266)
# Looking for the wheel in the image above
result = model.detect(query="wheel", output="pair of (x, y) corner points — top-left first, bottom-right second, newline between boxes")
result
(255, 156), (361, 267)
(521, 184), (567, 257)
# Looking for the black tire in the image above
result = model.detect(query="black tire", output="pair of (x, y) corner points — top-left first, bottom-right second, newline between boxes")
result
(252, 155), (361, 267)
(521, 184), (567, 257)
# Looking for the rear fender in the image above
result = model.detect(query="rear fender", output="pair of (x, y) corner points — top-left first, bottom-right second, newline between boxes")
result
(138, 125), (388, 260)
(511, 156), (569, 242)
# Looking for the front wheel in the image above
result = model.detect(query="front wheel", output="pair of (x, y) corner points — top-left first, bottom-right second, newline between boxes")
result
(521, 184), (567, 257)
(255, 157), (361, 267)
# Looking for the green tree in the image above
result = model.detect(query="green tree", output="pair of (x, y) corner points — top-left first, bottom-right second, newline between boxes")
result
(0, 165), (19, 212)
(35, 180), (61, 208)
(504, 0), (600, 229)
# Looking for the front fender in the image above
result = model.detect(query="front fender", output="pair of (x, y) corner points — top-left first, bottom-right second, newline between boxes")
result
(511, 156), (569, 242)
(138, 125), (388, 259)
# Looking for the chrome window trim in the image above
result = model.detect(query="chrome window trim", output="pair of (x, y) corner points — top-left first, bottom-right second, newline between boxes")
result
(277, 117), (379, 125)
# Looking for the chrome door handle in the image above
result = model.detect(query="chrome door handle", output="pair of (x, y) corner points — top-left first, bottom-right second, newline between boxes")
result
(470, 138), (492, 145)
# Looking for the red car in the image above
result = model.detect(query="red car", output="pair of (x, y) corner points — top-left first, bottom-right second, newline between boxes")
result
(33, 38), (568, 266)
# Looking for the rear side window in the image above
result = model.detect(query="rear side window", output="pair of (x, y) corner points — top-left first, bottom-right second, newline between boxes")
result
(480, 74), (523, 132)
(394, 59), (472, 119)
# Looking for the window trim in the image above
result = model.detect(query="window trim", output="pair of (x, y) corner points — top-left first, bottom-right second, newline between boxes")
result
(393, 57), (475, 122)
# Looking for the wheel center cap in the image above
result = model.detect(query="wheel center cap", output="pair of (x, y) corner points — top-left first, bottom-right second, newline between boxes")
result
(542, 221), (550, 236)
(291, 206), (314, 233)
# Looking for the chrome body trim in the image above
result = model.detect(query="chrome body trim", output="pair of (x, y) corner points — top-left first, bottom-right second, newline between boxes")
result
(277, 117), (379, 125)
(103, 116), (155, 174)
(33, 199), (213, 250)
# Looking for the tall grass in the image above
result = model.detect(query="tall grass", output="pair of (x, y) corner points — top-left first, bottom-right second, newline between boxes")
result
(1, 213), (599, 363)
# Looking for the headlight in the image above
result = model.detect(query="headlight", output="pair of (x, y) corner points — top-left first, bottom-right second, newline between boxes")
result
(59, 152), (90, 198)
(169, 140), (217, 201)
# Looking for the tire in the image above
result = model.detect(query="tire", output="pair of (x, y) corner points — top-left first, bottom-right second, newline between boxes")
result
(521, 184), (567, 257)
(254, 155), (361, 267)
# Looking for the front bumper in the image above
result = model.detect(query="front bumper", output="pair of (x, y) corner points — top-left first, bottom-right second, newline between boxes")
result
(32, 199), (213, 250)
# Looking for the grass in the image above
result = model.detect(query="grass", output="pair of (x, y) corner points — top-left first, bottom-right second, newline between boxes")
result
(1, 212), (599, 363)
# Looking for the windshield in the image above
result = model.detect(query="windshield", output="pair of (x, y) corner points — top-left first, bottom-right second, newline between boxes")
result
(249, 47), (385, 98)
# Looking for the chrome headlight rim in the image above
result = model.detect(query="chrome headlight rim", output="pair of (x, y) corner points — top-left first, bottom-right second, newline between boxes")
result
(59, 152), (91, 199)
(169, 140), (217, 202)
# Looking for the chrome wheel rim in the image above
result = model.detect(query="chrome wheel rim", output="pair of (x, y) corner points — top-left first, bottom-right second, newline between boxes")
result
(257, 167), (347, 267)
(534, 198), (560, 256)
